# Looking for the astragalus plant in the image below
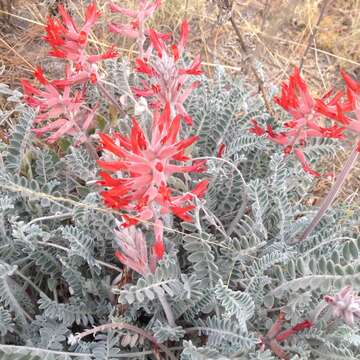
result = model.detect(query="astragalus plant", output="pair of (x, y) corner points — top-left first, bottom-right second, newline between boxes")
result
(1, 1), (360, 359)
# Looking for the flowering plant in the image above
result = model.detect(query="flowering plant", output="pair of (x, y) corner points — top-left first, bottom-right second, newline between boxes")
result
(1, 1), (360, 360)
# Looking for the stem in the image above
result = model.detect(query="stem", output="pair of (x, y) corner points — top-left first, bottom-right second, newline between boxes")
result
(193, 156), (247, 189)
(84, 141), (99, 161)
(266, 312), (285, 339)
(72, 322), (177, 360)
(260, 0), (270, 31)
(299, 0), (333, 70)
(97, 81), (124, 115)
(25, 212), (73, 228)
(193, 156), (248, 237)
(154, 287), (176, 327)
(15, 270), (52, 300)
(37, 240), (123, 273)
(223, 5), (274, 118)
(295, 143), (359, 244)
(0, 345), (92, 358)
(69, 113), (99, 161)
(226, 194), (248, 236)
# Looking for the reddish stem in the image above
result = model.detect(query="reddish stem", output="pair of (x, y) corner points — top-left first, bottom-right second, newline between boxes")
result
(275, 320), (312, 342)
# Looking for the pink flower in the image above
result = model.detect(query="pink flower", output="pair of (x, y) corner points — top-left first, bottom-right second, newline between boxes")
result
(44, 3), (118, 85)
(109, 0), (168, 58)
(250, 67), (345, 176)
(22, 66), (97, 144)
(324, 286), (360, 326)
(114, 218), (166, 275)
(132, 21), (202, 125)
(108, 0), (167, 40)
(114, 225), (150, 276)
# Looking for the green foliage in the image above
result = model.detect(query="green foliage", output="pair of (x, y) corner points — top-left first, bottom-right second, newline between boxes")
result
(0, 307), (14, 336)
(38, 295), (95, 327)
(214, 280), (255, 329)
(116, 259), (183, 305)
(195, 316), (258, 353)
(5, 106), (35, 175)
(0, 64), (357, 360)
(181, 340), (231, 360)
(152, 320), (185, 343)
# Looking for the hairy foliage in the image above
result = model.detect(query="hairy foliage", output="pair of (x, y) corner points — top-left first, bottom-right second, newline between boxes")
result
(0, 60), (357, 360)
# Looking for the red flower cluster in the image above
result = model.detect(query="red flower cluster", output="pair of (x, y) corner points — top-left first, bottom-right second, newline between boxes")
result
(327, 71), (360, 141)
(109, 1), (165, 44)
(22, 3), (118, 144)
(132, 21), (202, 125)
(97, 104), (207, 262)
(250, 67), (345, 176)
(101, 2), (207, 269)
(97, 103), (208, 230)
(44, 3), (118, 86)
(22, 66), (97, 144)
(108, 0), (171, 62)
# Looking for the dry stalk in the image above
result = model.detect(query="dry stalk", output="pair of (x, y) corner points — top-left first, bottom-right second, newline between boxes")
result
(213, 0), (276, 118)
(299, 0), (334, 70)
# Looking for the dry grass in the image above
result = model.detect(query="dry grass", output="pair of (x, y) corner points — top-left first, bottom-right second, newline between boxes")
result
(1, 0), (359, 85)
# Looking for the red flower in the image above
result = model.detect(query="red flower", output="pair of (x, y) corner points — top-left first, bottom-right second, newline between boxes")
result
(132, 21), (202, 125)
(274, 67), (314, 120)
(97, 104), (208, 228)
(97, 105), (208, 264)
(108, 0), (168, 54)
(334, 71), (360, 136)
(22, 66), (97, 144)
(250, 67), (346, 176)
(152, 219), (165, 260)
(34, 66), (49, 85)
(109, 0), (161, 33)
(44, 3), (118, 85)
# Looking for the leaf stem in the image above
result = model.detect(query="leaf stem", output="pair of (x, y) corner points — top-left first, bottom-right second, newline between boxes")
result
(71, 322), (177, 360)
(0, 344), (183, 359)
(154, 287), (176, 327)
(15, 270), (52, 301)
(25, 212), (73, 228)
(37, 240), (123, 273)
(295, 143), (359, 244)
(97, 81), (124, 115)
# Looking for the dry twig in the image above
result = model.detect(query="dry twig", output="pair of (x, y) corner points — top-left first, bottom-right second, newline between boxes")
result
(214, 0), (275, 118)
(299, 0), (334, 70)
